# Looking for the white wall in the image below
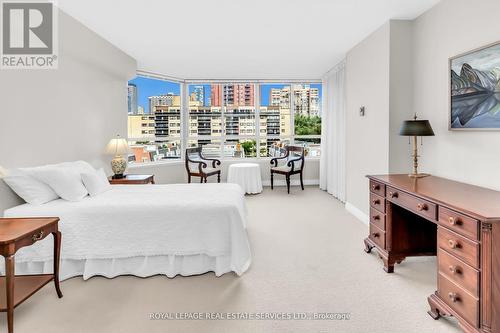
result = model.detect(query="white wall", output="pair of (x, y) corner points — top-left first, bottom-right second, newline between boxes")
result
(345, 22), (391, 215)
(0, 10), (136, 212)
(345, 21), (413, 216)
(413, 0), (500, 190)
(345, 0), (500, 219)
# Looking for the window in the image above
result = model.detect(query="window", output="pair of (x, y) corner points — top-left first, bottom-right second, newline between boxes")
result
(127, 76), (182, 163)
(127, 74), (321, 163)
(259, 84), (291, 157)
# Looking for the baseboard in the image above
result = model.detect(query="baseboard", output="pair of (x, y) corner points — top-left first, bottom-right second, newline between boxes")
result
(262, 179), (319, 187)
(345, 202), (369, 225)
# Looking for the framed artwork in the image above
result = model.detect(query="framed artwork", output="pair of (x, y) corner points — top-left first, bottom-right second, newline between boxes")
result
(449, 41), (500, 130)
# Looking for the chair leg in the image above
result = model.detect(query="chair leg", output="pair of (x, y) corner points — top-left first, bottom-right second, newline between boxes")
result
(286, 175), (290, 194)
(188, 174), (191, 183)
(200, 176), (204, 183)
(271, 172), (274, 190)
(300, 171), (304, 190)
(217, 172), (220, 183)
(204, 177), (207, 183)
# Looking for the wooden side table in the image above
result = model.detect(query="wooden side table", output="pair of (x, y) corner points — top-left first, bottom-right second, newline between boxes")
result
(0, 217), (63, 333)
(108, 174), (155, 185)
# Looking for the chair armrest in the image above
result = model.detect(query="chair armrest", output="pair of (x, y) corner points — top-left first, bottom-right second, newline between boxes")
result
(186, 155), (208, 173)
(287, 157), (303, 172)
(201, 156), (221, 168)
(270, 155), (287, 167)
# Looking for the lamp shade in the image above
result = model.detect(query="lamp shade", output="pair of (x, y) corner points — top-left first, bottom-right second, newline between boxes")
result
(399, 119), (435, 136)
(105, 135), (129, 156)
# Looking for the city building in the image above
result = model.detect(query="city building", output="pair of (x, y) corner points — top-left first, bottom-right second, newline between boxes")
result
(127, 83), (137, 114)
(190, 85), (205, 104)
(148, 93), (181, 113)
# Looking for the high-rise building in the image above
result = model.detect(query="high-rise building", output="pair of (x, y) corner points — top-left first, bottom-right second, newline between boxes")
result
(211, 84), (254, 107)
(190, 86), (205, 104)
(149, 93), (181, 113)
(293, 84), (320, 117)
(127, 83), (138, 114)
(270, 87), (290, 110)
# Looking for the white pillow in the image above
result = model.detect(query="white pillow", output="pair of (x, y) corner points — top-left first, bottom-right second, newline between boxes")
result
(3, 171), (59, 205)
(81, 168), (111, 197)
(32, 166), (88, 202)
(57, 161), (96, 174)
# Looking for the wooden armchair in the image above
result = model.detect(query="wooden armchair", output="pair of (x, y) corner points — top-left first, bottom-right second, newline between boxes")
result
(270, 146), (305, 194)
(185, 147), (221, 183)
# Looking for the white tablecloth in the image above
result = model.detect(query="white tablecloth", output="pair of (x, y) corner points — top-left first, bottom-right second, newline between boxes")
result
(227, 163), (263, 194)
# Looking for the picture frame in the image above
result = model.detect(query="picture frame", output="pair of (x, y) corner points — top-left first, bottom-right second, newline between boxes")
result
(449, 40), (500, 131)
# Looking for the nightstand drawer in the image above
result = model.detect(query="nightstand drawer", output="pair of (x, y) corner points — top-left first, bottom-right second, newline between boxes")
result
(369, 180), (385, 197)
(370, 192), (385, 213)
(369, 223), (385, 249)
(438, 273), (479, 327)
(370, 207), (385, 230)
(438, 227), (479, 269)
(438, 207), (478, 241)
(438, 249), (479, 297)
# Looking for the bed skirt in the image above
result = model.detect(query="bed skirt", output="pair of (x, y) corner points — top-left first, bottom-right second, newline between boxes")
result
(0, 254), (251, 281)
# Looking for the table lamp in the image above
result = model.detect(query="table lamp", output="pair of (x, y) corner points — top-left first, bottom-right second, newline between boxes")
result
(399, 114), (434, 178)
(105, 135), (130, 179)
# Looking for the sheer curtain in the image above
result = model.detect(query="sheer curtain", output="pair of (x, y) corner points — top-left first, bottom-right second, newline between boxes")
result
(320, 60), (346, 202)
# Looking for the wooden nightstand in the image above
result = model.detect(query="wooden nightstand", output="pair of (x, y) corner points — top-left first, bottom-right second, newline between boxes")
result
(108, 174), (155, 185)
(0, 217), (63, 333)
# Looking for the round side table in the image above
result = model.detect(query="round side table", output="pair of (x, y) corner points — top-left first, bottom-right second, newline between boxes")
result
(227, 163), (263, 194)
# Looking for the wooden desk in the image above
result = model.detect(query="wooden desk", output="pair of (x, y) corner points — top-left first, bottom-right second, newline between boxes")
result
(364, 175), (499, 333)
(109, 174), (155, 185)
(0, 217), (63, 333)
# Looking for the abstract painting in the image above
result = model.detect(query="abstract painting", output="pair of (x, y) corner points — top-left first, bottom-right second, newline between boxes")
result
(450, 41), (500, 129)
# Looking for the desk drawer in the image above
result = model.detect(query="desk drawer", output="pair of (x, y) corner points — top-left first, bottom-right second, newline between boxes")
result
(370, 192), (385, 213)
(386, 186), (437, 221)
(369, 180), (385, 197)
(438, 273), (479, 327)
(438, 249), (479, 297)
(369, 223), (385, 249)
(438, 207), (479, 241)
(370, 207), (385, 230)
(438, 227), (479, 269)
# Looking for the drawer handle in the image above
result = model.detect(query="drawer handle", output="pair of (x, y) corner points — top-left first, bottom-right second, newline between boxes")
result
(448, 292), (459, 303)
(372, 215), (380, 221)
(449, 265), (460, 275)
(448, 216), (460, 226)
(372, 199), (380, 205)
(372, 232), (380, 238)
(389, 191), (398, 198)
(372, 184), (380, 191)
(417, 203), (428, 211)
(32, 230), (44, 242)
(448, 239), (459, 249)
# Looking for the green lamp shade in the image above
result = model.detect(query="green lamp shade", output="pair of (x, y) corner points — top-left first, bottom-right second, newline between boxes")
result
(399, 119), (435, 136)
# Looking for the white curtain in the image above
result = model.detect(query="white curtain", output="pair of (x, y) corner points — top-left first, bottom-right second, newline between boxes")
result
(320, 60), (346, 202)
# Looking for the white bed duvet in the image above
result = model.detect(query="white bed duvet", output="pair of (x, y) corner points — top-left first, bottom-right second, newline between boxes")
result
(2, 183), (251, 280)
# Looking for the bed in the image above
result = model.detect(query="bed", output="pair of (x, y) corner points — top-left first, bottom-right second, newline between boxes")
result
(2, 183), (251, 280)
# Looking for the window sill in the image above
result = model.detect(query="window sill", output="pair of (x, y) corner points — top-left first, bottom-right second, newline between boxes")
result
(128, 156), (320, 168)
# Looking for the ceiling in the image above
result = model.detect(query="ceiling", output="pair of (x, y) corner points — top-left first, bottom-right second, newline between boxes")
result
(58, 0), (440, 80)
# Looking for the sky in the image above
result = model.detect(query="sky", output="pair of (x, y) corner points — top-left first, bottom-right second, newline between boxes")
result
(129, 77), (322, 111)
(451, 43), (500, 73)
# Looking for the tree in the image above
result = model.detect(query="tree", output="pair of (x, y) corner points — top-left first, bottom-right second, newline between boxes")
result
(241, 140), (256, 157)
(294, 115), (321, 135)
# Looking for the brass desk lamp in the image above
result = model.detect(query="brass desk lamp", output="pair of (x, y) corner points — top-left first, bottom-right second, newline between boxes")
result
(399, 115), (435, 178)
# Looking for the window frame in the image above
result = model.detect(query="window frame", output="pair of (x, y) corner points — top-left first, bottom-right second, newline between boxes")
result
(128, 71), (322, 166)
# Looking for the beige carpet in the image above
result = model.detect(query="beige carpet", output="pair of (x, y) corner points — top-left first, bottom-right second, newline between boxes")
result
(2, 187), (461, 333)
